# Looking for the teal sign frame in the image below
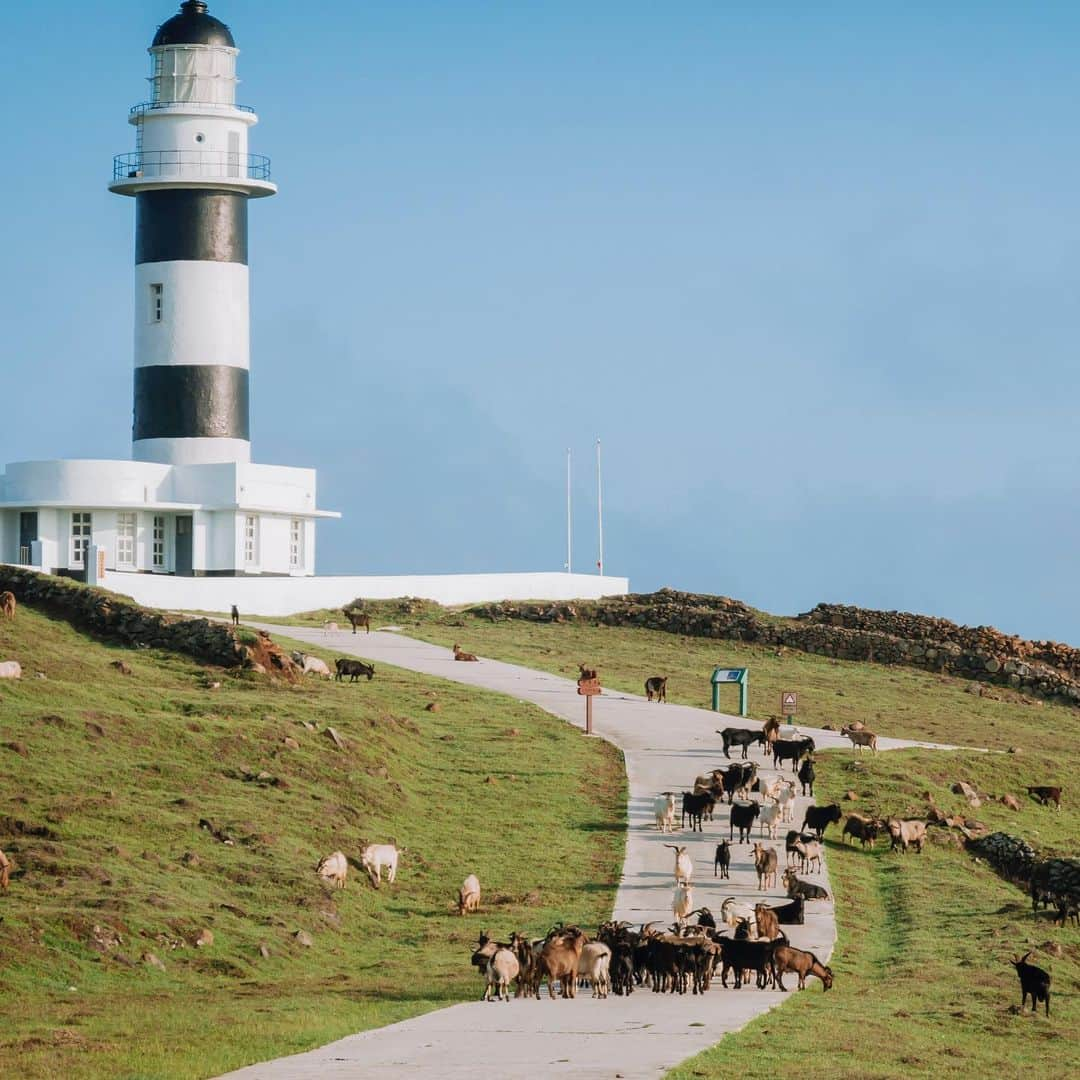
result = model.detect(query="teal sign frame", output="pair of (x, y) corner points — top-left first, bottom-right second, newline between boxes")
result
(711, 666), (749, 717)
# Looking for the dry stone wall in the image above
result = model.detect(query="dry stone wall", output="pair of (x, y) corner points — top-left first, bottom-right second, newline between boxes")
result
(471, 588), (1080, 708)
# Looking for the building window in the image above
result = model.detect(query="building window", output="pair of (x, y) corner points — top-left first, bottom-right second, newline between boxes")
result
(289, 518), (303, 569)
(116, 512), (136, 569)
(150, 283), (163, 323)
(71, 512), (92, 567)
(152, 515), (166, 569)
(244, 515), (259, 566)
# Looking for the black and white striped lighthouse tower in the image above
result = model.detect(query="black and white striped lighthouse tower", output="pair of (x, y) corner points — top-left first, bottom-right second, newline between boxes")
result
(110, 1), (275, 466)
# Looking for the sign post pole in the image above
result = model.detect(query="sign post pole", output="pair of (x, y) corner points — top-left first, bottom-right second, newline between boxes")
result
(780, 690), (798, 721)
(577, 673), (601, 735)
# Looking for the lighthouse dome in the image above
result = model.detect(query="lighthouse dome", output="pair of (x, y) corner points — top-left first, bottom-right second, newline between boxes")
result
(152, 1), (235, 48)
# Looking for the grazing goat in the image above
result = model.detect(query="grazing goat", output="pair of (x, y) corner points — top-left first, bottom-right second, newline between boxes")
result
(782, 869), (830, 901)
(645, 676), (667, 702)
(774, 943), (833, 991)
(360, 843), (399, 887)
(753, 843), (778, 890)
(654, 792), (678, 832)
(886, 818), (927, 854)
(458, 873), (481, 915)
(0, 661), (21, 680)
(792, 837), (823, 874)
(719, 727), (764, 760)
(665, 844), (694, 885)
(577, 942), (612, 998)
(840, 725), (878, 752)
(539, 927), (587, 998)
(730, 800), (760, 843)
(0, 591), (15, 619)
(452, 643), (479, 662)
(335, 658), (375, 682)
(774, 736), (815, 772)
(316, 850), (348, 889)
(291, 651), (332, 678)
(672, 883), (695, 926)
(802, 803), (842, 840)
(1011, 952), (1051, 1016)
(714, 840), (731, 879)
(1027, 786), (1062, 809)
(798, 757), (815, 796)
(344, 609), (371, 634)
(0, 849), (11, 890)
(842, 813), (881, 848)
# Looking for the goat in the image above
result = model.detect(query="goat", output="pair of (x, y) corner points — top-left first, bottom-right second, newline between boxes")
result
(762, 715), (781, 750)
(721, 762), (758, 804)
(458, 873), (481, 915)
(730, 800), (760, 843)
(291, 651), (332, 678)
(0, 591), (16, 619)
(802, 803), (842, 840)
(842, 813), (881, 848)
(322, 620), (340, 634)
(754, 904), (781, 941)
(886, 818), (927, 854)
(471, 936), (520, 1002)
(719, 727), (764, 760)
(1027, 786), (1062, 809)
(0, 848), (11, 890)
(752, 843), (778, 890)
(664, 844), (694, 885)
(792, 837), (823, 874)
(508, 931), (540, 998)
(654, 792), (677, 832)
(714, 840), (731, 879)
(840, 725), (878, 752)
(716, 935), (778, 989)
(775, 781), (797, 822)
(344, 609), (371, 634)
(782, 868), (830, 901)
(774, 737), (815, 772)
(315, 850), (348, 889)
(784, 829), (811, 867)
(759, 801), (781, 839)
(360, 843), (398, 887)
(672, 883), (695, 926)
(0, 661), (21, 680)
(453, 643), (479, 662)
(774, 943), (833, 991)
(539, 927), (587, 999)
(645, 676), (667, 702)
(1011, 952), (1051, 1016)
(577, 942), (612, 998)
(335, 658), (375, 682)
(681, 790), (713, 832)
(768, 895), (805, 925)
(720, 897), (757, 939)
(798, 757), (815, 796)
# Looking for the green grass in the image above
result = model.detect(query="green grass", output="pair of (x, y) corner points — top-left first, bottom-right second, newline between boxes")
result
(265, 601), (1080, 1077)
(0, 606), (624, 1079)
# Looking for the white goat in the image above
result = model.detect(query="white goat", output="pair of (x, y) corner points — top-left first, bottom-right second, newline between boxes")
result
(360, 843), (399, 887)
(776, 781), (797, 823)
(720, 896), (758, 939)
(316, 850), (348, 889)
(654, 792), (677, 833)
(759, 802), (781, 839)
(793, 837), (823, 873)
(664, 843), (693, 885)
(672, 882), (695, 926)
(458, 873), (481, 915)
(323, 621), (340, 634)
(577, 942), (612, 998)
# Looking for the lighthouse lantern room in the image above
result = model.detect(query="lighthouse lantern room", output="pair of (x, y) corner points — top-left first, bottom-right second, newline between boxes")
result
(0, 2), (338, 583)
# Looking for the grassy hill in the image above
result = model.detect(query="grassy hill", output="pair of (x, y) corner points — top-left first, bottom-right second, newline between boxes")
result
(276, 599), (1080, 1077)
(0, 605), (623, 1079)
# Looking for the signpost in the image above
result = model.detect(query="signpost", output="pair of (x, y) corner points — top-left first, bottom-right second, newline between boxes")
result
(577, 674), (601, 735)
(711, 667), (749, 717)
(781, 690), (798, 717)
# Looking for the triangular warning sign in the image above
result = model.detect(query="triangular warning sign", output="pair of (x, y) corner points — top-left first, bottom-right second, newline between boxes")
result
(783, 693), (797, 705)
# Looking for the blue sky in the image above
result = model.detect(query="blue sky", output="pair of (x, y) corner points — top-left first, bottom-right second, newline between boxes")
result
(2, 2), (1078, 641)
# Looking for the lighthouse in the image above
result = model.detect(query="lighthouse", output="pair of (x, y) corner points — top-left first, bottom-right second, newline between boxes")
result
(110, 0), (274, 466)
(0, 1), (337, 586)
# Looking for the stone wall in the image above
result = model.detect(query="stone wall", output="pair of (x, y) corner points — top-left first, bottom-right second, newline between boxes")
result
(0, 565), (247, 668)
(967, 831), (1079, 917)
(471, 588), (1080, 708)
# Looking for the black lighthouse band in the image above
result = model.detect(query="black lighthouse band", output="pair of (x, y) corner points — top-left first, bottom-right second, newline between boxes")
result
(133, 365), (249, 440)
(136, 189), (248, 265)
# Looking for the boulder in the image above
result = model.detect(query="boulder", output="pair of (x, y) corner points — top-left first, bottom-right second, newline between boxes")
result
(1000, 794), (1021, 811)
(142, 952), (166, 971)
(294, 929), (313, 948)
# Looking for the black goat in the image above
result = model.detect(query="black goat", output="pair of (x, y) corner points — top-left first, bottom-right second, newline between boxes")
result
(335, 658), (375, 682)
(730, 800), (760, 843)
(681, 790), (714, 832)
(774, 737), (815, 772)
(714, 840), (731, 879)
(798, 757), (815, 796)
(1011, 952), (1051, 1016)
(802, 803), (842, 839)
(768, 896), (805, 925)
(718, 726), (764, 760)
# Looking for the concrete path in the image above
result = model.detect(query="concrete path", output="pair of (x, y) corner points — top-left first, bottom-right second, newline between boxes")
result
(221, 626), (956, 1080)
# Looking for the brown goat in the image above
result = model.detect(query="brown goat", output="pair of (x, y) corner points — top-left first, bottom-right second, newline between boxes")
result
(753, 842), (778, 890)
(754, 903), (781, 941)
(0, 592), (15, 620)
(774, 943), (834, 990)
(539, 927), (587, 999)
(645, 676), (667, 702)
(0, 849), (10, 890)
(762, 715), (780, 748)
(343, 609), (370, 634)
(1027, 786), (1062, 809)
(453, 644), (480, 662)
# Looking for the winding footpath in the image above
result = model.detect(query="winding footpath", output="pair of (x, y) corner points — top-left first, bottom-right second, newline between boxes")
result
(222, 627), (957, 1080)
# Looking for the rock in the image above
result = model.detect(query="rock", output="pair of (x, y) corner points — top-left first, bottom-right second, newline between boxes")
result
(282, 736), (300, 750)
(440, 734), (455, 742)
(324, 727), (346, 750)
(1000, 794), (1021, 811)
(259, 942), (271, 959)
(843, 790), (859, 801)
(424, 702), (440, 712)
(142, 951), (166, 971)
(110, 660), (133, 676)
(0, 661), (23, 680)
(4, 741), (29, 757)
(952, 781), (978, 800)
(294, 929), (313, 947)
(300, 721), (317, 731)
(506, 728), (521, 737)
(484, 775), (498, 784)
(193, 929), (214, 948)
(984, 658), (1002, 673)
(1041, 941), (1063, 958)
(1007, 746), (1023, 755)
(967, 796), (982, 809)
(34, 671), (46, 680)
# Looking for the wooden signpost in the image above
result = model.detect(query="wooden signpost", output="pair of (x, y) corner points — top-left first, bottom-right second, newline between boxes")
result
(781, 690), (798, 717)
(577, 675), (601, 735)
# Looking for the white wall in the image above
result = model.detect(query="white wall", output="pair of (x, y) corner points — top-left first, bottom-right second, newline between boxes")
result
(88, 570), (631, 615)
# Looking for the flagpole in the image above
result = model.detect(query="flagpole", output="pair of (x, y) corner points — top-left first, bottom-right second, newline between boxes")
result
(566, 447), (572, 574)
(596, 438), (604, 576)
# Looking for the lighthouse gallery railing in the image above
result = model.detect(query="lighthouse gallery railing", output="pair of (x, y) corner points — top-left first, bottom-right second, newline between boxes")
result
(113, 150), (271, 183)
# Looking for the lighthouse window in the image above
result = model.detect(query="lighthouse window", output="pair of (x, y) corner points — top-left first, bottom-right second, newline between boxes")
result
(244, 515), (259, 566)
(289, 519), (303, 569)
(70, 512), (92, 568)
(152, 515), (166, 569)
(116, 512), (136, 569)
(150, 283), (164, 323)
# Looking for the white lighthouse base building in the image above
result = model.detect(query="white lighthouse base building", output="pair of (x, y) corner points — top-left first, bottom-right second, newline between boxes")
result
(0, 458), (333, 581)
